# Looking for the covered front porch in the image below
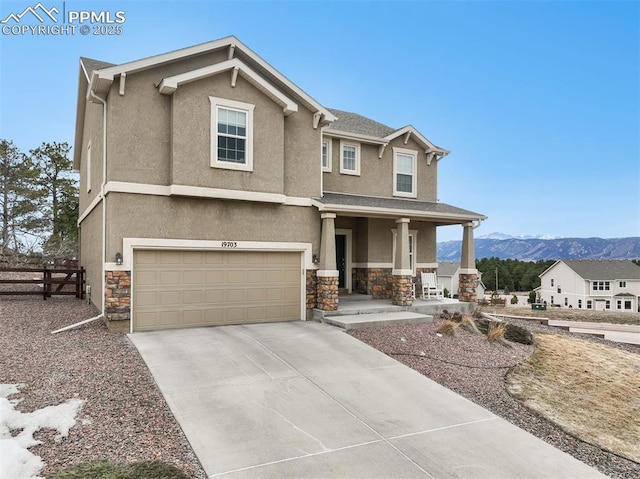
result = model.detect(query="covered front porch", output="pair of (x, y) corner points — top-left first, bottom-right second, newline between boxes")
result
(312, 193), (487, 314)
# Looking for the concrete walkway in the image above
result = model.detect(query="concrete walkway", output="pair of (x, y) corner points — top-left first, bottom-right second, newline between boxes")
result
(129, 322), (605, 478)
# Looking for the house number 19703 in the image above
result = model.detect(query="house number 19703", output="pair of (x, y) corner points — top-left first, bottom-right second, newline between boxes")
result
(221, 241), (237, 248)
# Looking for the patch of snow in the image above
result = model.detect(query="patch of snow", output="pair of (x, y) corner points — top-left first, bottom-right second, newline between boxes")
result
(0, 384), (84, 479)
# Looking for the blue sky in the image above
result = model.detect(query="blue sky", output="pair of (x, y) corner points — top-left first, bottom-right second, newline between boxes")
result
(1, 0), (638, 242)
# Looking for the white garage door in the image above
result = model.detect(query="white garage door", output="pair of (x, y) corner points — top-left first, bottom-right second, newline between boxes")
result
(133, 249), (302, 331)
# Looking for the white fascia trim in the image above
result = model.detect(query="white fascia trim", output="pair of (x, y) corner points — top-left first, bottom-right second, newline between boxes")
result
(324, 128), (388, 146)
(77, 193), (104, 225)
(385, 126), (450, 157)
(313, 201), (484, 222)
(103, 181), (312, 206)
(392, 269), (414, 276)
(159, 58), (298, 115)
(105, 181), (171, 196)
(459, 268), (479, 275)
(352, 262), (394, 268)
(316, 270), (339, 277)
(122, 238), (314, 269)
(417, 262), (439, 269)
(170, 184), (286, 203)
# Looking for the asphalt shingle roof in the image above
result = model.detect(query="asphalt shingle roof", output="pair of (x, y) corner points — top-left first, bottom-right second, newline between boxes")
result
(317, 192), (484, 219)
(80, 57), (115, 74)
(562, 259), (640, 280)
(327, 109), (396, 138)
(437, 262), (461, 276)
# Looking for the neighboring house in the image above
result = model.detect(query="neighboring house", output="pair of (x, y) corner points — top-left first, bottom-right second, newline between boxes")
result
(436, 261), (485, 298)
(74, 36), (486, 332)
(538, 260), (640, 312)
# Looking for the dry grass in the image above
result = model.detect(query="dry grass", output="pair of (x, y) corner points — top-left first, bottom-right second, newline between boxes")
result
(507, 333), (640, 463)
(460, 315), (481, 334)
(486, 322), (507, 342)
(436, 319), (458, 336)
(484, 305), (640, 325)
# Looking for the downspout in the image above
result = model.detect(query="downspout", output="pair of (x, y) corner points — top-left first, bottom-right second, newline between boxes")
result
(54, 87), (107, 334)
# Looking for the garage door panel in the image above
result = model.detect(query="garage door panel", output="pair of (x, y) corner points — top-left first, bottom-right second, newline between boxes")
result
(133, 249), (302, 331)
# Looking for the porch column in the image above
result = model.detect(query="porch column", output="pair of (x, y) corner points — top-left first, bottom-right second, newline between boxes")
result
(458, 222), (478, 302)
(317, 213), (339, 311)
(392, 218), (413, 306)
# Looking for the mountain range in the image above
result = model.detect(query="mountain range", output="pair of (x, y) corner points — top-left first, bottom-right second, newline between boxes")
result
(438, 235), (640, 261)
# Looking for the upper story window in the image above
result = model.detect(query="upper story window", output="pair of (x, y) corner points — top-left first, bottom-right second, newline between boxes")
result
(210, 97), (254, 171)
(551, 279), (554, 287)
(592, 281), (610, 291)
(619, 281), (627, 288)
(393, 148), (417, 198)
(340, 141), (360, 176)
(322, 140), (331, 172)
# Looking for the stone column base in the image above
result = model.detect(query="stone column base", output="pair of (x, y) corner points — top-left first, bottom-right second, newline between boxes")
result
(105, 270), (131, 323)
(392, 275), (413, 306)
(316, 275), (339, 311)
(458, 273), (478, 302)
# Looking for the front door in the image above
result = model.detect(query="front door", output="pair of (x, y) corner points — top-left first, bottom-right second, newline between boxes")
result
(335, 234), (346, 289)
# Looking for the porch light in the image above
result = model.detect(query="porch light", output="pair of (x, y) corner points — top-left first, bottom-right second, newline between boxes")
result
(312, 254), (319, 264)
(115, 252), (123, 265)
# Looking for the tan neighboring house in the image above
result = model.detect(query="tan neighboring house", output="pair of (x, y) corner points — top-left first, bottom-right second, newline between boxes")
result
(74, 36), (486, 332)
(537, 259), (640, 312)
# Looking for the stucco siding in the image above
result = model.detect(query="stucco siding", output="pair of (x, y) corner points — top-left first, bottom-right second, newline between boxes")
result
(105, 193), (320, 259)
(79, 101), (104, 212)
(284, 108), (321, 198)
(79, 205), (103, 310)
(414, 222), (437, 264)
(322, 136), (438, 201)
(171, 74), (285, 193)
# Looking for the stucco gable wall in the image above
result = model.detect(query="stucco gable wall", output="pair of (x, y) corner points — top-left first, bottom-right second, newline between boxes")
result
(170, 74), (285, 194)
(322, 135), (437, 201)
(284, 108), (321, 198)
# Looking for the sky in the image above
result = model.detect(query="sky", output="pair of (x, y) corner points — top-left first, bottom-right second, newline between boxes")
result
(0, 0), (638, 242)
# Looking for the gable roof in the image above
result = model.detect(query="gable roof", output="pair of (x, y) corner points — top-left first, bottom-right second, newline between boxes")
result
(324, 109), (449, 159)
(544, 260), (640, 280)
(437, 262), (461, 276)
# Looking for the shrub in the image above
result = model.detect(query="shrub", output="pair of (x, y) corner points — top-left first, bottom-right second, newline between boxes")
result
(487, 322), (507, 343)
(436, 319), (458, 336)
(511, 294), (519, 305)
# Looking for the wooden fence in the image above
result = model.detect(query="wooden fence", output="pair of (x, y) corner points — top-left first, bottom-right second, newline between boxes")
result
(0, 267), (85, 300)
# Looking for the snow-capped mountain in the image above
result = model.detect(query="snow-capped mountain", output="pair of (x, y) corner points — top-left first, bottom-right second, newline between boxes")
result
(438, 236), (640, 261)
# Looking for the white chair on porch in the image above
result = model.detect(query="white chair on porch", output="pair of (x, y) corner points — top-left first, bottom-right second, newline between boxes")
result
(421, 272), (443, 300)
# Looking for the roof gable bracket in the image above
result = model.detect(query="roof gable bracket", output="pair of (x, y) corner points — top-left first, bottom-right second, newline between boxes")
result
(228, 43), (235, 60)
(313, 112), (322, 129)
(378, 144), (387, 159)
(426, 151), (435, 165)
(403, 131), (411, 145)
(158, 58), (298, 115)
(230, 66), (239, 88)
(118, 72), (126, 96)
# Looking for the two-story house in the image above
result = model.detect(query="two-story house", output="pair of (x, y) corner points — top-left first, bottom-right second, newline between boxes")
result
(537, 260), (640, 312)
(74, 36), (486, 332)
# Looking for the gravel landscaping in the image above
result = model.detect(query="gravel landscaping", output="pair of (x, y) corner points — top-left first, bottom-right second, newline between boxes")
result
(352, 313), (640, 479)
(0, 292), (207, 478)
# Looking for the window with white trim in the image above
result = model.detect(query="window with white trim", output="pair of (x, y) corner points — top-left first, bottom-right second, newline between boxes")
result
(606, 300), (611, 309)
(340, 141), (360, 175)
(587, 300), (592, 309)
(551, 279), (554, 287)
(86, 141), (91, 193)
(322, 140), (331, 172)
(393, 148), (417, 198)
(619, 281), (627, 288)
(210, 97), (254, 171)
(578, 299), (582, 308)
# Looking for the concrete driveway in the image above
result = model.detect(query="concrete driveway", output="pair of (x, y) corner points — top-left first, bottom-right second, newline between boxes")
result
(129, 322), (605, 478)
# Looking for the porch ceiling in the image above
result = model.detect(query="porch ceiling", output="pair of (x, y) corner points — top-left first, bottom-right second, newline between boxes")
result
(314, 192), (487, 225)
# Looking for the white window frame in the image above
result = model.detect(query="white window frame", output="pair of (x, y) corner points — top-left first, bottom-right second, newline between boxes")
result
(619, 281), (627, 288)
(339, 140), (360, 176)
(86, 141), (92, 193)
(210, 96), (255, 172)
(322, 139), (332, 172)
(392, 228), (417, 276)
(392, 147), (418, 198)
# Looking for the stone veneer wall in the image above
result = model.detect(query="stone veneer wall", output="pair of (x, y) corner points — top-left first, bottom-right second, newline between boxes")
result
(316, 276), (339, 311)
(458, 273), (478, 302)
(306, 270), (317, 314)
(392, 275), (414, 306)
(105, 271), (131, 328)
(354, 268), (393, 298)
